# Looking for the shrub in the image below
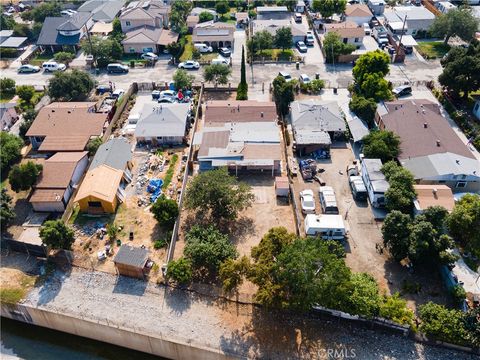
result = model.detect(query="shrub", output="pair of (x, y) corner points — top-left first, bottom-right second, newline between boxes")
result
(154, 239), (168, 249)
(0, 77), (16, 95)
(450, 284), (466, 305)
(167, 257), (192, 284)
(349, 95), (377, 128)
(53, 51), (74, 65)
(309, 79), (325, 93)
(150, 195), (179, 229)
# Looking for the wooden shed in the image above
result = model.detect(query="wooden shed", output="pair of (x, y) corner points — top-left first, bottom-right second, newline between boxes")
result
(113, 245), (149, 279)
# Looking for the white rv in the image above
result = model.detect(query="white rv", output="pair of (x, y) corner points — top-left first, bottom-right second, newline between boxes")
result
(318, 186), (339, 214)
(361, 158), (389, 208)
(304, 214), (346, 240)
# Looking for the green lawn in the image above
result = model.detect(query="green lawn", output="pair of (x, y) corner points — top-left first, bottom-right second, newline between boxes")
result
(30, 52), (54, 66)
(0, 93), (14, 103)
(416, 41), (450, 60)
(119, 54), (148, 65)
(180, 35), (194, 62)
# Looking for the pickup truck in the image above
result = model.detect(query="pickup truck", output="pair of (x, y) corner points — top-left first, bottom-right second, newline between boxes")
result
(347, 165), (368, 201)
(372, 27), (389, 47)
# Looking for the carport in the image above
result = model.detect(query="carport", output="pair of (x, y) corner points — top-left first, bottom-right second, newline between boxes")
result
(293, 130), (331, 157)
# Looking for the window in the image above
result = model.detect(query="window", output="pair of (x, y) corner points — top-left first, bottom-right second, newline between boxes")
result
(88, 201), (102, 208)
(126, 21), (131, 26)
(456, 181), (467, 188)
(438, 180), (446, 184)
(354, 37), (359, 42)
(129, 48), (135, 53)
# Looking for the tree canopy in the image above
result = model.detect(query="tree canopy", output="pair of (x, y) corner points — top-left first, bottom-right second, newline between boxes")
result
(16, 85), (35, 104)
(352, 50), (392, 101)
(447, 193), (480, 255)
(184, 167), (254, 222)
(173, 69), (195, 90)
(236, 46), (248, 100)
(0, 14), (15, 30)
(274, 27), (293, 51)
(150, 195), (179, 229)
(53, 52), (75, 65)
(1, 132), (23, 174)
(203, 64), (232, 86)
(361, 130), (400, 163)
(8, 161), (42, 193)
(272, 75), (295, 116)
(0, 78), (16, 95)
(81, 36), (123, 68)
(430, 7), (479, 45)
(48, 70), (95, 101)
(39, 220), (75, 250)
(439, 40), (480, 100)
(199, 11), (214, 23)
(215, 1), (229, 16)
(170, 0), (192, 33)
(323, 32), (356, 64)
(167, 257), (193, 284)
(349, 95), (377, 128)
(21, 2), (61, 22)
(381, 161), (416, 213)
(312, 0), (347, 18)
(0, 188), (15, 232)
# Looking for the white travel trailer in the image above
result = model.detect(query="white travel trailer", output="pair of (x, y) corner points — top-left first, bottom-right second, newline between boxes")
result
(304, 214), (346, 240)
(361, 158), (389, 208)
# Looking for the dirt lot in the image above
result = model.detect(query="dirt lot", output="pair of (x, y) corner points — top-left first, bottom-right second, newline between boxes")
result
(290, 143), (447, 310)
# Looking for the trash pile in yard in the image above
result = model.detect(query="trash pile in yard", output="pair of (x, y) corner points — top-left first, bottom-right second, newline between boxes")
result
(73, 222), (107, 237)
(147, 178), (164, 202)
(135, 151), (170, 207)
(310, 149), (330, 159)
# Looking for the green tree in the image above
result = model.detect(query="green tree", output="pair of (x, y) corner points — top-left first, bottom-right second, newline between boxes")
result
(24, 2), (61, 23)
(382, 162), (416, 213)
(0, 132), (22, 174)
(447, 194), (480, 254)
(167, 42), (183, 61)
(16, 85), (35, 104)
(236, 45), (248, 100)
(450, 284), (466, 306)
(215, 1), (229, 18)
(421, 206), (448, 234)
(439, 41), (480, 100)
(203, 64), (232, 86)
(349, 95), (377, 128)
(353, 50), (390, 85)
(359, 72), (391, 101)
(48, 70), (95, 101)
(39, 220), (75, 250)
(311, 0), (346, 18)
(184, 225), (238, 277)
(150, 195), (179, 229)
(418, 302), (469, 346)
(173, 69), (195, 90)
(170, 0), (193, 33)
(322, 32), (356, 64)
(348, 273), (381, 318)
(19, 109), (37, 141)
(109, 18), (124, 41)
(0, 14), (15, 30)
(252, 30), (274, 53)
(167, 257), (193, 284)
(191, 47), (201, 60)
(0, 188), (15, 232)
(309, 79), (325, 93)
(219, 256), (250, 292)
(379, 293), (415, 326)
(0, 78), (16, 95)
(86, 137), (103, 156)
(382, 210), (412, 261)
(199, 11), (214, 23)
(272, 75), (295, 116)
(430, 7), (479, 45)
(13, 23), (35, 41)
(53, 51), (75, 65)
(8, 161), (42, 193)
(274, 27), (292, 51)
(362, 130), (400, 163)
(81, 36), (123, 68)
(184, 167), (254, 222)
(464, 307), (480, 347)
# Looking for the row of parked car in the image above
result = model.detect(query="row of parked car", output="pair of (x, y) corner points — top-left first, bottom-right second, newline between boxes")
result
(17, 61), (66, 73)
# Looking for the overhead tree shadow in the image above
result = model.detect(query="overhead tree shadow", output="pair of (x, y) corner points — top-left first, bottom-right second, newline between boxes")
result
(162, 286), (192, 315)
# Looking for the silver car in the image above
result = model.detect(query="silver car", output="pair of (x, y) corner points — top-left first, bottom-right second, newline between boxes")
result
(178, 60), (200, 70)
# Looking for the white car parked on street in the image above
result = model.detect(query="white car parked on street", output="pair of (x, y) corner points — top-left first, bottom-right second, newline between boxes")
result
(141, 52), (158, 61)
(178, 60), (200, 70)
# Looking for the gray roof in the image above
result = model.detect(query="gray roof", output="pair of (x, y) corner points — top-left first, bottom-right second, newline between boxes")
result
(37, 17), (81, 46)
(0, 30), (14, 39)
(135, 103), (189, 138)
(362, 158), (389, 193)
(0, 36), (27, 48)
(57, 12), (92, 31)
(347, 116), (369, 143)
(257, 6), (289, 12)
(190, 7), (217, 16)
(291, 100), (346, 133)
(90, 138), (132, 171)
(401, 153), (480, 180)
(114, 245), (148, 268)
(294, 130), (331, 145)
(90, 0), (125, 22)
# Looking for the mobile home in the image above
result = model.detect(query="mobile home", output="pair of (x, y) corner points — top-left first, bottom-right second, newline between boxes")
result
(304, 214), (346, 240)
(361, 158), (389, 208)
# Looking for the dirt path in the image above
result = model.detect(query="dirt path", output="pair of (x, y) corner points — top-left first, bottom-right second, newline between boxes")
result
(19, 265), (474, 360)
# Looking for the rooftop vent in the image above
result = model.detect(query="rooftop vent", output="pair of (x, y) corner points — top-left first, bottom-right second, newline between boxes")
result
(423, 123), (427, 128)
(261, 112), (264, 118)
(436, 140), (441, 147)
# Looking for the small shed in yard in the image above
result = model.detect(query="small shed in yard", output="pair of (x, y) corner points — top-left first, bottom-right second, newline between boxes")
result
(114, 245), (149, 279)
(275, 177), (290, 197)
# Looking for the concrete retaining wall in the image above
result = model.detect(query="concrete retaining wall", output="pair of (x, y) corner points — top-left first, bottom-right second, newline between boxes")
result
(1, 303), (235, 360)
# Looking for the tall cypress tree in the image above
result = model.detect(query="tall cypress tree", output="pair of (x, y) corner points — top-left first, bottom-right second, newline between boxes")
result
(236, 45), (248, 100)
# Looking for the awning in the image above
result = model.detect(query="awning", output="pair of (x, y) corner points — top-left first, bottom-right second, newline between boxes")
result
(0, 36), (27, 48)
(347, 116), (369, 143)
(90, 22), (113, 34)
(399, 35), (417, 47)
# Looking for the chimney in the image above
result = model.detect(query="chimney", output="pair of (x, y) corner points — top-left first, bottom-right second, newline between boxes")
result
(423, 123), (427, 128)
(432, 188), (438, 198)
(237, 105), (240, 112)
(436, 140), (441, 147)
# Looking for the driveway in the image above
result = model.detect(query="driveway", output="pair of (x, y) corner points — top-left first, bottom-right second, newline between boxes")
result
(232, 28), (246, 65)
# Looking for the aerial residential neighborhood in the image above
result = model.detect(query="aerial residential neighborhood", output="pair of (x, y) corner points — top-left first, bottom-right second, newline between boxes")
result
(0, 0), (480, 359)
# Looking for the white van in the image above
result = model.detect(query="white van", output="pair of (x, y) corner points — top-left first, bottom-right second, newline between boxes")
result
(319, 186), (339, 214)
(304, 214), (346, 240)
(194, 43), (213, 53)
(42, 61), (66, 72)
(211, 56), (230, 65)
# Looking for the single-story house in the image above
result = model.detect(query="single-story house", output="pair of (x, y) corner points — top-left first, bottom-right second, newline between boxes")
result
(203, 100), (277, 127)
(196, 121), (282, 175)
(473, 96), (480, 120)
(37, 13), (94, 52)
(256, 6), (290, 20)
(26, 102), (107, 153)
(192, 21), (235, 48)
(291, 100), (346, 156)
(384, 6), (435, 37)
(75, 138), (132, 213)
(324, 22), (365, 46)
(77, 0), (126, 23)
(0, 102), (19, 131)
(135, 103), (190, 145)
(413, 184), (455, 215)
(344, 4), (373, 25)
(367, 0), (385, 16)
(252, 19), (307, 43)
(114, 245), (149, 279)
(376, 99), (480, 193)
(122, 25), (178, 53)
(0, 29), (27, 51)
(119, 0), (170, 32)
(30, 152), (89, 212)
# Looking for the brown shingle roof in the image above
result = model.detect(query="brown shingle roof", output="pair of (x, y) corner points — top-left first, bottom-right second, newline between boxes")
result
(30, 188), (66, 203)
(198, 130), (229, 157)
(35, 152), (87, 188)
(325, 21), (365, 38)
(379, 99), (475, 160)
(204, 101), (277, 126)
(345, 4), (372, 17)
(414, 185), (455, 212)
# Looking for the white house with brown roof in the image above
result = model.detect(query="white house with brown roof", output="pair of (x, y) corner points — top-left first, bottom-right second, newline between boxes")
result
(122, 25), (178, 53)
(324, 21), (365, 46)
(119, 0), (170, 32)
(252, 18), (307, 43)
(26, 102), (107, 152)
(344, 4), (373, 25)
(30, 152), (89, 212)
(192, 21), (235, 48)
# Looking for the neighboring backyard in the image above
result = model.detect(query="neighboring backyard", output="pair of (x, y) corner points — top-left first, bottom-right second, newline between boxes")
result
(415, 41), (450, 60)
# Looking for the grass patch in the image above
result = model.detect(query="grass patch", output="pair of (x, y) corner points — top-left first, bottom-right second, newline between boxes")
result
(0, 288), (26, 304)
(30, 52), (54, 66)
(0, 93), (14, 103)
(200, 53), (218, 61)
(416, 41), (450, 60)
(163, 154), (179, 189)
(254, 49), (296, 61)
(119, 54), (148, 65)
(180, 35), (194, 62)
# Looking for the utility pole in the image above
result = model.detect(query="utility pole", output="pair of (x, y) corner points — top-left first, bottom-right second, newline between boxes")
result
(395, 15), (408, 63)
(84, 23), (96, 69)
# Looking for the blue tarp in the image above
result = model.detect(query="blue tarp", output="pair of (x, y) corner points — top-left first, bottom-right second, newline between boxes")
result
(147, 178), (164, 203)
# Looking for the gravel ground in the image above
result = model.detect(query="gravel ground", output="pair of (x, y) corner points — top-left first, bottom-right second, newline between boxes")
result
(23, 267), (475, 360)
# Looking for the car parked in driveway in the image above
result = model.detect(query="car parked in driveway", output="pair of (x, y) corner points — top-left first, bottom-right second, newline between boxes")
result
(18, 64), (40, 73)
(219, 47), (231, 57)
(296, 41), (308, 53)
(278, 71), (292, 81)
(42, 61), (66, 72)
(305, 31), (315, 46)
(141, 52), (158, 61)
(178, 60), (200, 69)
(299, 74), (311, 84)
(300, 189), (316, 214)
(392, 85), (412, 98)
